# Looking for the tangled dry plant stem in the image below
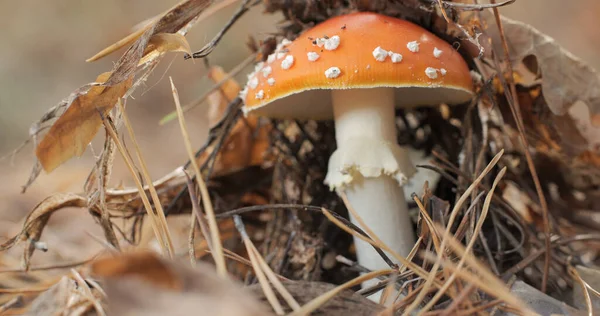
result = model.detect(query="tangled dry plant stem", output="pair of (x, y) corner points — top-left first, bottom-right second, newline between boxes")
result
(289, 269), (394, 316)
(101, 107), (174, 257)
(184, 173), (214, 265)
(233, 215), (285, 315)
(569, 265), (593, 316)
(160, 53), (256, 125)
(170, 77), (227, 277)
(404, 150), (504, 314)
(189, 0), (256, 59)
(117, 100), (176, 256)
(490, 0), (552, 292)
(420, 167), (507, 313)
(234, 215), (301, 312)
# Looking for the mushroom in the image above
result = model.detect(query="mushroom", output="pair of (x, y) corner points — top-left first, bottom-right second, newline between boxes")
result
(241, 12), (473, 275)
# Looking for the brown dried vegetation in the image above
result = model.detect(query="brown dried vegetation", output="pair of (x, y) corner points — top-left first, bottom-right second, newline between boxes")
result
(1, 0), (599, 315)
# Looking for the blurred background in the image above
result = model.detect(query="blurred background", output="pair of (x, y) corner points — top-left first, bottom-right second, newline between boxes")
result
(0, 0), (598, 263)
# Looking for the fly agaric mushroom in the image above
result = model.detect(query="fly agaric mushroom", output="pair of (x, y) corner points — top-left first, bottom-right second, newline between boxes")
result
(241, 13), (473, 273)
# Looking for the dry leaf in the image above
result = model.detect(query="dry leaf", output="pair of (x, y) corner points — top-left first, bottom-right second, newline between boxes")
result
(86, 0), (238, 62)
(139, 33), (193, 65)
(25, 0), (213, 183)
(91, 251), (183, 291)
(104, 0), (211, 86)
(200, 66), (272, 176)
(206, 66), (243, 126)
(249, 281), (383, 316)
(494, 16), (600, 128)
(91, 251), (270, 316)
(35, 73), (133, 172)
(0, 193), (92, 269)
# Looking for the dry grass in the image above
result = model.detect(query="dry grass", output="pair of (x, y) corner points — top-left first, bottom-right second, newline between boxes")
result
(0, 0), (598, 315)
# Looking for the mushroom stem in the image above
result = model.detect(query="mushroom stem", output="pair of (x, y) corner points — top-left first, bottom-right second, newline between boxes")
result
(330, 87), (416, 271)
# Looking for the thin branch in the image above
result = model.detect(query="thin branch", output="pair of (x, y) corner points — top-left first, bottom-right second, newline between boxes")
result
(188, 0), (256, 59)
(170, 77), (227, 277)
(433, 0), (515, 11)
(489, 2), (552, 291)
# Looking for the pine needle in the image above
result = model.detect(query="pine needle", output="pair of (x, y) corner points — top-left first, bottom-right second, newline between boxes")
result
(231, 216), (298, 310)
(289, 269), (394, 316)
(102, 107), (172, 257)
(321, 207), (441, 287)
(170, 77), (227, 276)
(404, 149), (504, 314)
(420, 251), (533, 315)
(116, 100), (175, 257)
(248, 241), (300, 311)
(419, 167), (507, 313)
(569, 266), (593, 316)
(159, 53), (255, 125)
(233, 216), (284, 315)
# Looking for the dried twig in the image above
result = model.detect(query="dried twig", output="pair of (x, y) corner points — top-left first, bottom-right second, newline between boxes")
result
(289, 269), (394, 316)
(489, 1), (552, 291)
(432, 0), (515, 11)
(233, 216), (284, 315)
(569, 266), (593, 316)
(101, 110), (173, 257)
(71, 269), (106, 316)
(189, 0), (258, 58)
(421, 167), (507, 313)
(404, 150), (504, 314)
(184, 173), (213, 265)
(170, 77), (227, 276)
(160, 53), (256, 125)
(116, 100), (175, 256)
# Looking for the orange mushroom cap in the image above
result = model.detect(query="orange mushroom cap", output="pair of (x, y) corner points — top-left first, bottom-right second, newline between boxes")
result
(242, 12), (474, 120)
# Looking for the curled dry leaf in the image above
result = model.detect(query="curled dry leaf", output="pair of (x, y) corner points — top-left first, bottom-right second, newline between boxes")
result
(35, 73), (133, 172)
(103, 0), (211, 86)
(493, 16), (600, 130)
(24, 0), (213, 186)
(0, 193), (93, 269)
(201, 66), (272, 176)
(36, 32), (192, 173)
(86, 0), (239, 62)
(90, 251), (270, 316)
(482, 15), (600, 217)
(140, 33), (193, 65)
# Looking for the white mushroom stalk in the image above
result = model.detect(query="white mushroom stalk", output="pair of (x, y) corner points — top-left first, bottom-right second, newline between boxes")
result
(325, 87), (416, 272)
(239, 12), (474, 295)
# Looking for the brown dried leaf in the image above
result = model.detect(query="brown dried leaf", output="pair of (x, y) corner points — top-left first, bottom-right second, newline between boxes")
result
(206, 66), (242, 126)
(139, 33), (193, 65)
(104, 0), (212, 86)
(0, 193), (92, 269)
(91, 251), (183, 290)
(201, 66), (272, 176)
(495, 16), (600, 126)
(35, 73), (133, 172)
(91, 251), (270, 316)
(147, 33), (192, 54)
(23, 0), (216, 187)
(249, 281), (383, 316)
(87, 0), (238, 62)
